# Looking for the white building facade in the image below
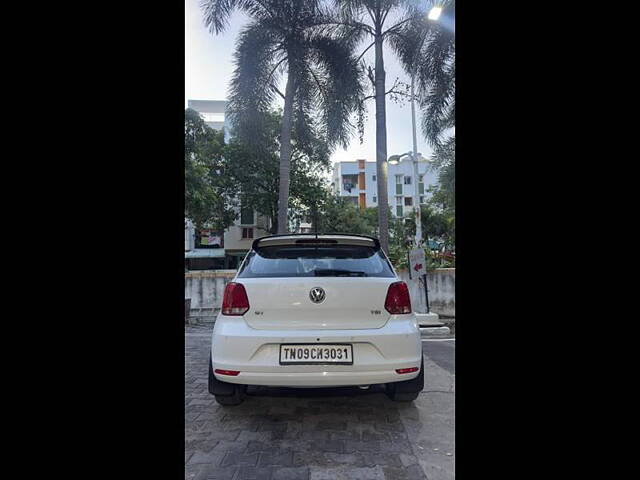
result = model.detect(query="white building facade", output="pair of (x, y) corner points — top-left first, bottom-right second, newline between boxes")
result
(332, 159), (436, 218)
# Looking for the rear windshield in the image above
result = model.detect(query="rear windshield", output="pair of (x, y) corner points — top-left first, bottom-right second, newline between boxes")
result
(237, 245), (395, 278)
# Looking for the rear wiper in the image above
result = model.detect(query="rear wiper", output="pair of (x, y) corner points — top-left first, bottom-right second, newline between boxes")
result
(313, 269), (367, 277)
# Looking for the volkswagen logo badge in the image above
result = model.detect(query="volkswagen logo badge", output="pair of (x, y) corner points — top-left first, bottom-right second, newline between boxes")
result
(309, 287), (326, 304)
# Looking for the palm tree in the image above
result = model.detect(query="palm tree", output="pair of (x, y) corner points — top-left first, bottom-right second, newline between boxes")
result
(329, 0), (424, 253)
(201, 0), (363, 234)
(390, 0), (455, 148)
(421, 0), (454, 148)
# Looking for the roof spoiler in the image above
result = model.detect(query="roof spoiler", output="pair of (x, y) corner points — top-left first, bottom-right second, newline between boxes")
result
(252, 233), (381, 251)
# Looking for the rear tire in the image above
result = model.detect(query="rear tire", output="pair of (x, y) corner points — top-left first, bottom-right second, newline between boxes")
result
(208, 354), (246, 406)
(214, 386), (246, 406)
(386, 390), (420, 402)
(386, 357), (424, 402)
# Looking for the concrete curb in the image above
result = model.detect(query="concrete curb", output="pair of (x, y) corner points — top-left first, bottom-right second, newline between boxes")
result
(420, 326), (451, 336)
(416, 312), (443, 327)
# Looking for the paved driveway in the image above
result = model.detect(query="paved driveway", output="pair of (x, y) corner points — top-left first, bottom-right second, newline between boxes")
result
(185, 325), (455, 480)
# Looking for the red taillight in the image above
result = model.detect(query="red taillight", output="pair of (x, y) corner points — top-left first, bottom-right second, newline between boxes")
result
(384, 281), (412, 314)
(214, 369), (240, 376)
(221, 282), (250, 315)
(396, 367), (419, 374)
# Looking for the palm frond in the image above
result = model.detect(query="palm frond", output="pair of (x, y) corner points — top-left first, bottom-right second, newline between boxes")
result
(226, 21), (284, 143)
(417, 24), (454, 146)
(201, 0), (278, 34)
(305, 34), (364, 149)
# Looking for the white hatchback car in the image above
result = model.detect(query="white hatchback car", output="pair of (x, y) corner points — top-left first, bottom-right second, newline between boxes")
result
(208, 234), (423, 405)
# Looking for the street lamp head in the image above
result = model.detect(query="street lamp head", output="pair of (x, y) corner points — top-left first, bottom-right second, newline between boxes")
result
(388, 152), (413, 164)
(428, 6), (442, 21)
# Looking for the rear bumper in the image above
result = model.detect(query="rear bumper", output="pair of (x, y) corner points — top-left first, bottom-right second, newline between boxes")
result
(211, 314), (422, 387)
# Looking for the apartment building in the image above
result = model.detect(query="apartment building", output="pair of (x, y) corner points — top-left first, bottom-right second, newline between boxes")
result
(187, 99), (227, 135)
(185, 99), (270, 269)
(332, 159), (435, 218)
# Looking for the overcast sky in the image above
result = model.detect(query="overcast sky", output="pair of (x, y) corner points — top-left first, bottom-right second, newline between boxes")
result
(185, 0), (435, 172)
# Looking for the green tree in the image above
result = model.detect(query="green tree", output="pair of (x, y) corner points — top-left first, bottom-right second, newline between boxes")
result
(201, 0), (363, 234)
(223, 110), (332, 234)
(424, 134), (454, 248)
(429, 137), (455, 210)
(184, 108), (236, 231)
(315, 195), (375, 235)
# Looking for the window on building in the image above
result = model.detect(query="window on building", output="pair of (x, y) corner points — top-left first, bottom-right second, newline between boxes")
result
(404, 176), (412, 185)
(404, 197), (413, 206)
(418, 174), (425, 195)
(420, 196), (425, 204)
(395, 197), (403, 217)
(372, 175), (376, 181)
(199, 112), (225, 123)
(373, 196), (377, 203)
(342, 175), (358, 193)
(395, 175), (403, 195)
(240, 206), (254, 225)
(242, 227), (254, 239)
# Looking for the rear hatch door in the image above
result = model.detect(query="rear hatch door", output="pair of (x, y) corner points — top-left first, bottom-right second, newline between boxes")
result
(236, 237), (397, 330)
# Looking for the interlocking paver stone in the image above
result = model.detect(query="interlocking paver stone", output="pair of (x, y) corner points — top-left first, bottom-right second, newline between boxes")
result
(360, 452), (404, 468)
(293, 451), (328, 467)
(328, 431), (360, 442)
(374, 421), (405, 432)
(272, 467), (310, 480)
(315, 420), (347, 431)
(362, 431), (389, 442)
(193, 465), (237, 480)
(236, 466), (273, 480)
(246, 440), (281, 454)
(323, 452), (366, 466)
(221, 451), (260, 467)
(309, 465), (385, 480)
(257, 422), (288, 433)
(344, 440), (381, 453)
(257, 450), (294, 467)
(188, 450), (225, 466)
(211, 440), (248, 454)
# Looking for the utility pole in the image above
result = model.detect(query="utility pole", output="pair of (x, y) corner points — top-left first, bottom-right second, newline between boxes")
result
(410, 72), (421, 247)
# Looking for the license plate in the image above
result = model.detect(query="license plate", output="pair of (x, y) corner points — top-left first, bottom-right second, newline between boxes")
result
(279, 344), (353, 365)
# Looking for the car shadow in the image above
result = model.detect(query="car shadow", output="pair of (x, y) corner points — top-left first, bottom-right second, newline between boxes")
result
(245, 384), (387, 398)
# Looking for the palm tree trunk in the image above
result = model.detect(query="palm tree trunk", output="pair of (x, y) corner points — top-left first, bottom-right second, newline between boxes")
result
(277, 68), (296, 234)
(374, 32), (390, 253)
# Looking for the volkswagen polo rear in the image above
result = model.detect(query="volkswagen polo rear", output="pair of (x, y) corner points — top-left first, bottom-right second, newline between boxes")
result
(208, 234), (423, 405)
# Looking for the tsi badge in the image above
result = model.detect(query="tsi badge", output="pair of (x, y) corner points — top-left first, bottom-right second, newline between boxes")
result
(309, 287), (326, 304)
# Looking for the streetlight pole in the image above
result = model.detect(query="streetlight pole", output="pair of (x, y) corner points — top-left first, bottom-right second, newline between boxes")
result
(411, 4), (447, 247)
(410, 73), (421, 247)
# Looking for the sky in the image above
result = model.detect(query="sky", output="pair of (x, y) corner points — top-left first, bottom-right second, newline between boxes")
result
(185, 0), (436, 182)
